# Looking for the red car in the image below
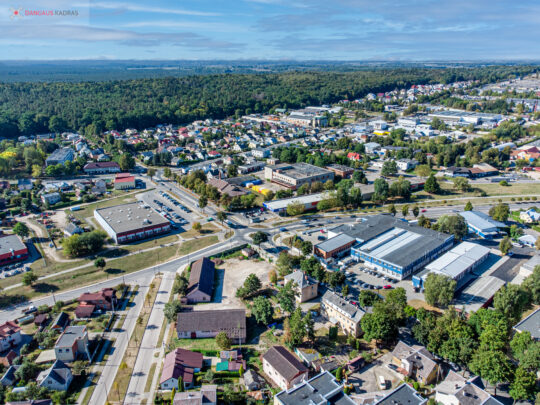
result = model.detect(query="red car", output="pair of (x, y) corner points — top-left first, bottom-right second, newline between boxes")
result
(383, 285), (393, 289)
(421, 209), (427, 213)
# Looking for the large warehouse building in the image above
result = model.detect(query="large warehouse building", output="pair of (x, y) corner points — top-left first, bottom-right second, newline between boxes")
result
(349, 215), (454, 280)
(0, 234), (28, 266)
(263, 192), (329, 214)
(264, 163), (334, 190)
(412, 242), (490, 289)
(94, 202), (171, 244)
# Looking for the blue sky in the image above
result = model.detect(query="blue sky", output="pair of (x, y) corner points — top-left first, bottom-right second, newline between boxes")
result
(1, 0), (540, 60)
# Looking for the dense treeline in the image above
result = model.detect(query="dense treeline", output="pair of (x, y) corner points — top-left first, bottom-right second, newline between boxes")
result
(0, 66), (537, 139)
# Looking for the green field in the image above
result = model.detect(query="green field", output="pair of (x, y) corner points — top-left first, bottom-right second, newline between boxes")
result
(414, 181), (540, 201)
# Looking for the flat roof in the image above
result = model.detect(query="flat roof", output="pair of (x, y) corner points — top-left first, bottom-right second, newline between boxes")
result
(271, 163), (333, 180)
(514, 308), (540, 340)
(316, 233), (356, 253)
(56, 325), (86, 348)
(0, 234), (26, 256)
(423, 242), (490, 279)
(263, 192), (329, 211)
(95, 202), (169, 234)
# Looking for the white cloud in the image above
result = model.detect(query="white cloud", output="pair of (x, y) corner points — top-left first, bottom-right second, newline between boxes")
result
(83, 1), (221, 16)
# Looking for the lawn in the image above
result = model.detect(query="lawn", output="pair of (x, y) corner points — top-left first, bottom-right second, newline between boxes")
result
(177, 235), (219, 256)
(144, 363), (157, 393)
(414, 181), (540, 201)
(169, 337), (219, 352)
(181, 223), (219, 239)
(120, 233), (180, 253)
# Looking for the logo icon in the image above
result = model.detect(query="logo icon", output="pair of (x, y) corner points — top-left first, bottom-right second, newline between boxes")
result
(10, 6), (24, 19)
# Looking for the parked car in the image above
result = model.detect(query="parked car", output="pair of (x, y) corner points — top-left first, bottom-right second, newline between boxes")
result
(383, 285), (393, 289)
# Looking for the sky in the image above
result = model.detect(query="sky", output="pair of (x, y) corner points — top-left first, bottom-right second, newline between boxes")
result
(1, 0), (540, 61)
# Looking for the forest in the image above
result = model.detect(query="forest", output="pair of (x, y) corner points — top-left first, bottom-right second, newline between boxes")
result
(0, 65), (538, 139)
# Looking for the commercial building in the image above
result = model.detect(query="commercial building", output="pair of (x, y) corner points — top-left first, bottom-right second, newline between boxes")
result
(0, 234), (28, 266)
(114, 173), (136, 190)
(94, 202), (171, 244)
(314, 233), (356, 260)
(454, 275), (506, 313)
(46, 147), (75, 166)
(186, 257), (215, 303)
(83, 161), (121, 174)
(412, 242), (490, 289)
(263, 192), (329, 214)
(262, 345), (308, 390)
(264, 163), (334, 190)
(283, 271), (318, 303)
(350, 215), (454, 280)
(459, 211), (506, 239)
(274, 371), (355, 405)
(325, 164), (354, 178)
(321, 291), (365, 337)
(176, 309), (246, 343)
(238, 161), (265, 174)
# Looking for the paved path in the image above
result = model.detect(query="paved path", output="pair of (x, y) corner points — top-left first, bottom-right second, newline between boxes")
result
(124, 271), (176, 404)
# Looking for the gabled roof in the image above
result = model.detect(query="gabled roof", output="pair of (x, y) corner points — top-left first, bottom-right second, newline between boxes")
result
(284, 270), (318, 289)
(51, 312), (69, 329)
(160, 349), (203, 384)
(375, 383), (427, 405)
(262, 345), (308, 382)
(392, 341), (437, 382)
(513, 307), (540, 340)
(38, 360), (72, 387)
(187, 257), (215, 298)
(0, 321), (20, 339)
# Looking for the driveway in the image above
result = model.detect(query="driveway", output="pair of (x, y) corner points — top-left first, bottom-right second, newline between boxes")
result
(349, 352), (403, 394)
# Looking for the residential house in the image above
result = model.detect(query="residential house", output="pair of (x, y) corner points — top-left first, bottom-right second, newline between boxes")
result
(274, 371), (355, 405)
(391, 341), (439, 385)
(54, 325), (89, 362)
(17, 179), (33, 191)
(519, 209), (540, 223)
(160, 348), (203, 390)
(396, 159), (418, 171)
(435, 371), (503, 405)
(41, 192), (61, 206)
(176, 309), (246, 343)
(64, 223), (83, 237)
(373, 383), (427, 405)
(262, 345), (308, 390)
(37, 360), (73, 391)
(0, 365), (20, 386)
(77, 288), (117, 311)
(186, 257), (215, 303)
(321, 291), (365, 337)
(243, 369), (262, 391)
(513, 308), (540, 340)
(173, 385), (217, 405)
(207, 178), (247, 198)
(0, 321), (21, 352)
(283, 271), (318, 303)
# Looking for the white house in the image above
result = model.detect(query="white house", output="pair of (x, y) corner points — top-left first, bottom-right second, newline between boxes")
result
(37, 360), (73, 391)
(0, 322), (21, 352)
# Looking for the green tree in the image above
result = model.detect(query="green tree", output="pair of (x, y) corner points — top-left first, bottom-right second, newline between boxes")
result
(94, 257), (106, 271)
(498, 236), (512, 255)
(436, 214), (468, 241)
(118, 153), (135, 171)
(287, 202), (305, 216)
(489, 203), (510, 222)
(416, 164), (432, 177)
(521, 265), (540, 304)
(215, 331), (231, 350)
(164, 300), (182, 322)
(251, 231), (268, 246)
(360, 304), (397, 345)
(192, 222), (202, 233)
(277, 280), (296, 314)
(358, 290), (381, 307)
(236, 273), (262, 298)
(251, 296), (273, 325)
(387, 203), (396, 216)
(402, 204), (409, 217)
(423, 273), (456, 308)
(381, 160), (398, 177)
(509, 224), (523, 240)
(412, 205), (419, 218)
(372, 178), (389, 202)
(216, 211), (227, 225)
(300, 240), (313, 256)
(22, 271), (38, 286)
(424, 174), (440, 194)
(304, 311), (315, 342)
(198, 195), (208, 209)
(493, 284), (529, 321)
(452, 177), (471, 192)
(469, 349), (512, 394)
(13, 222), (29, 239)
(147, 168), (156, 180)
(285, 307), (306, 347)
(464, 201), (473, 211)
(509, 367), (536, 402)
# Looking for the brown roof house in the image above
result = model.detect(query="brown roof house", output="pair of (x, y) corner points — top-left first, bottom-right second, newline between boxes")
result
(391, 341), (439, 385)
(284, 270), (318, 303)
(160, 348), (203, 390)
(186, 258), (215, 303)
(262, 345), (308, 390)
(0, 322), (21, 352)
(177, 309), (246, 344)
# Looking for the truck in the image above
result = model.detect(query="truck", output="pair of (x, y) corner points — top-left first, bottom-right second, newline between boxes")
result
(23, 305), (37, 315)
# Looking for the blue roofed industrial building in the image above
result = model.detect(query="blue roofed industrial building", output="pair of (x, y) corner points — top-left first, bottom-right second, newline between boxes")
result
(458, 211), (506, 239)
(347, 215), (454, 280)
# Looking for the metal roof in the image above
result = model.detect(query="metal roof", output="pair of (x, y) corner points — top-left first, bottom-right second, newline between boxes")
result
(459, 211), (506, 233)
(316, 233), (356, 253)
(423, 242), (490, 280)
(514, 308), (540, 340)
(95, 202), (169, 234)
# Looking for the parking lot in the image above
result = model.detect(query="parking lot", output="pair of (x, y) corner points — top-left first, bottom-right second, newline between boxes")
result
(139, 190), (196, 230)
(0, 261), (31, 279)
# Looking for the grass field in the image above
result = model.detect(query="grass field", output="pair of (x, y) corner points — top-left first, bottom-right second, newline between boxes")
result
(169, 337), (219, 352)
(414, 181), (540, 201)
(144, 363), (157, 393)
(6, 234), (219, 301)
(180, 223), (219, 239)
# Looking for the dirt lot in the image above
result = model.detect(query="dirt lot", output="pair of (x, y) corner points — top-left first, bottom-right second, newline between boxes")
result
(193, 258), (274, 311)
